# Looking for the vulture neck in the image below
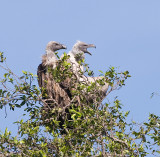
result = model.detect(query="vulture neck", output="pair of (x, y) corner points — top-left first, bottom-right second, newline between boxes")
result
(70, 48), (85, 62)
(68, 50), (84, 73)
(45, 50), (57, 67)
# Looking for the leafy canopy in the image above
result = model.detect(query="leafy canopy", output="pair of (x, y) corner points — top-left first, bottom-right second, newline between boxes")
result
(0, 52), (160, 156)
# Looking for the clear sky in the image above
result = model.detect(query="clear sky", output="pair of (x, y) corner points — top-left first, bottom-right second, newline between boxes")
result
(0, 0), (160, 145)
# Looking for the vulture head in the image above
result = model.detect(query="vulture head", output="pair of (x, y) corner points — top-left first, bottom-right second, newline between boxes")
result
(46, 41), (67, 53)
(72, 41), (96, 56)
(43, 41), (67, 66)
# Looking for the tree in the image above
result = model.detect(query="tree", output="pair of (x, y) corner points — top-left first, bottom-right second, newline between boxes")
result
(0, 51), (160, 156)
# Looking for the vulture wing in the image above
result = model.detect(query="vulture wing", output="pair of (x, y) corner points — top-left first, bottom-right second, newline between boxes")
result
(37, 63), (46, 90)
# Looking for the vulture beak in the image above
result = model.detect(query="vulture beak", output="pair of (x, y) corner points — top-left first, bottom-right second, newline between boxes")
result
(85, 44), (96, 55)
(88, 44), (96, 49)
(61, 44), (67, 49)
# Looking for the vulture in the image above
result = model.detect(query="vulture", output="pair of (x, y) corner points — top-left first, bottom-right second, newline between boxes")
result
(37, 41), (72, 106)
(62, 41), (109, 103)
(37, 41), (75, 129)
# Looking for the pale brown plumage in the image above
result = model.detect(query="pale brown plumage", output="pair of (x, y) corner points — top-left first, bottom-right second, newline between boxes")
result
(37, 41), (76, 129)
(37, 41), (71, 107)
(63, 41), (108, 103)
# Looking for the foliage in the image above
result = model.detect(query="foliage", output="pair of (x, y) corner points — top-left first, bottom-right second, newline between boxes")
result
(0, 52), (160, 156)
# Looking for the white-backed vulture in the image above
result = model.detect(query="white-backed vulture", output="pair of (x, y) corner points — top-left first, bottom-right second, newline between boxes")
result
(37, 41), (71, 106)
(62, 41), (109, 102)
(37, 41), (76, 129)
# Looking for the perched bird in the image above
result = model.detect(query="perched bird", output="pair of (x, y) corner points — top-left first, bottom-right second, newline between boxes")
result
(37, 41), (74, 130)
(37, 41), (69, 101)
(62, 41), (109, 103)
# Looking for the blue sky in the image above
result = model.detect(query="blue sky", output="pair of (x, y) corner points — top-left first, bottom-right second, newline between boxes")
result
(0, 0), (160, 142)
